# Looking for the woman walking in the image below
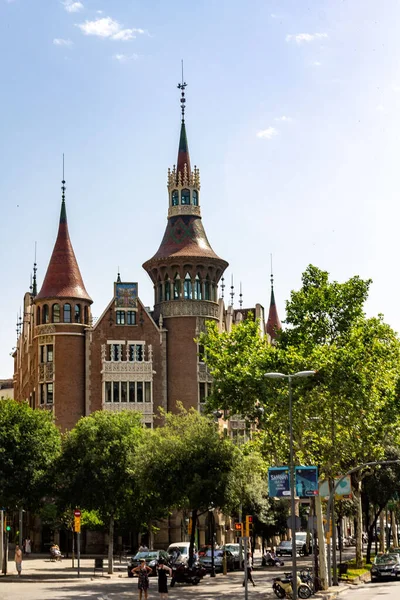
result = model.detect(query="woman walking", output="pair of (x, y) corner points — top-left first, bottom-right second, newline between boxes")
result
(14, 544), (23, 576)
(157, 559), (172, 599)
(132, 558), (152, 600)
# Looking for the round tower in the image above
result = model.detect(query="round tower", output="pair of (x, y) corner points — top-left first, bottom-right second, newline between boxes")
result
(34, 178), (92, 430)
(143, 80), (228, 412)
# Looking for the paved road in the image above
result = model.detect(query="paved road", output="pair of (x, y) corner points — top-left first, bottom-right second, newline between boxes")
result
(342, 580), (400, 600)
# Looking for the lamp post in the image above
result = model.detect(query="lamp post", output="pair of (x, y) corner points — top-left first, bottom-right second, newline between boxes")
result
(265, 371), (315, 600)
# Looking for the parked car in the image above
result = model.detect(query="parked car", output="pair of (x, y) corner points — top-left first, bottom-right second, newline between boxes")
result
(167, 542), (197, 564)
(198, 548), (236, 572)
(276, 540), (304, 557)
(371, 553), (400, 581)
(127, 549), (170, 577)
(220, 543), (242, 568)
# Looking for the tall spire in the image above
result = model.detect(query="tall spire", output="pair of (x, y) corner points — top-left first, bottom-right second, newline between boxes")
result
(266, 255), (281, 341)
(36, 164), (92, 303)
(176, 62), (191, 181)
(32, 241), (38, 297)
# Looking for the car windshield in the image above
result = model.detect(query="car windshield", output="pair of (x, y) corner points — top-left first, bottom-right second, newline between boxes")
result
(281, 541), (292, 547)
(135, 551), (158, 560)
(375, 554), (398, 565)
(169, 547), (188, 555)
(223, 545), (239, 553)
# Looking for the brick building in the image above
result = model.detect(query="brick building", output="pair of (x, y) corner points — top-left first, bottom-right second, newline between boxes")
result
(12, 85), (281, 549)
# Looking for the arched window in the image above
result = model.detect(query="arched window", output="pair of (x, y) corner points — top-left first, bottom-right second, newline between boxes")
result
(193, 190), (199, 206)
(74, 304), (81, 323)
(173, 274), (181, 300)
(172, 190), (179, 206)
(165, 275), (171, 301)
(64, 303), (71, 323)
(52, 303), (60, 323)
(36, 307), (41, 325)
(195, 274), (202, 300)
(204, 276), (211, 301)
(84, 306), (89, 324)
(43, 304), (49, 324)
(181, 189), (190, 205)
(158, 280), (163, 303)
(184, 272), (192, 300)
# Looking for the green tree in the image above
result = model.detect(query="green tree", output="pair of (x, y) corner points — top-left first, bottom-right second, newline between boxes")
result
(0, 399), (61, 511)
(56, 410), (143, 573)
(136, 407), (239, 566)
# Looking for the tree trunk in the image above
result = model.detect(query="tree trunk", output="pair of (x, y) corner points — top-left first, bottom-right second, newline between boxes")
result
(108, 516), (114, 575)
(354, 483), (363, 568)
(189, 508), (197, 568)
(392, 512), (398, 548)
(315, 495), (328, 590)
(379, 512), (385, 552)
(366, 507), (384, 564)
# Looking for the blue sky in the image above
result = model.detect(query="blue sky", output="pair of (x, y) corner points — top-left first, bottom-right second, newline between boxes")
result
(1, 0), (400, 376)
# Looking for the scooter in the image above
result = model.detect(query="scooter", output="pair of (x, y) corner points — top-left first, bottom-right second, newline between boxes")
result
(170, 562), (206, 587)
(272, 572), (312, 599)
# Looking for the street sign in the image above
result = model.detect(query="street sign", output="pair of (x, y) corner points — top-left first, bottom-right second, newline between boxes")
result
(74, 517), (81, 533)
(268, 467), (290, 498)
(74, 509), (81, 517)
(295, 466), (319, 498)
(319, 476), (352, 499)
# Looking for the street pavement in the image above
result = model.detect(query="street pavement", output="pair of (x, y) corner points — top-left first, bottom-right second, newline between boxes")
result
(341, 580), (400, 600)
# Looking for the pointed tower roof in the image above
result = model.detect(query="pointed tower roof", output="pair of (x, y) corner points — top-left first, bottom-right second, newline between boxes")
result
(176, 120), (191, 182)
(36, 179), (92, 303)
(266, 273), (281, 341)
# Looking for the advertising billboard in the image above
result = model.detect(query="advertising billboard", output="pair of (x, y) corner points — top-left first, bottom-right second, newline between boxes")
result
(268, 467), (290, 498)
(295, 466), (319, 497)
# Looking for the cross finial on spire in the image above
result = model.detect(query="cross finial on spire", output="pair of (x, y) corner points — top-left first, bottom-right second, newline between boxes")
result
(61, 153), (66, 203)
(270, 253), (274, 288)
(239, 281), (243, 309)
(230, 274), (235, 307)
(177, 59), (187, 121)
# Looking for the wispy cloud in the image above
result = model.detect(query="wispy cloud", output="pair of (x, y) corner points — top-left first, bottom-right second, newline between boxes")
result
(62, 0), (84, 12)
(53, 38), (73, 46)
(312, 61), (322, 67)
(376, 104), (385, 112)
(113, 53), (138, 62)
(286, 32), (328, 44)
(256, 127), (278, 140)
(274, 115), (292, 123)
(392, 84), (400, 92)
(76, 16), (145, 41)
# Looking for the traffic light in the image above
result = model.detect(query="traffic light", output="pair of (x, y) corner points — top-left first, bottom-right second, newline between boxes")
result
(234, 522), (243, 536)
(6, 525), (10, 532)
(245, 515), (253, 538)
(187, 518), (193, 535)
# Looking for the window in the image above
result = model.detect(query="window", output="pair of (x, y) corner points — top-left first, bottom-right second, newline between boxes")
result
(43, 304), (49, 324)
(116, 311), (126, 325)
(174, 274), (181, 300)
(37, 307), (41, 325)
(127, 311), (136, 325)
(193, 190), (198, 206)
(184, 273), (192, 300)
(52, 304), (60, 323)
(129, 381), (135, 402)
(172, 190), (179, 206)
(64, 303), (71, 323)
(195, 274), (202, 300)
(84, 306), (89, 324)
(111, 344), (122, 361)
(105, 382), (112, 403)
(181, 189), (190, 205)
(199, 382), (206, 404)
(204, 277), (211, 301)
(74, 304), (81, 323)
(40, 345), (45, 363)
(47, 345), (53, 362)
(165, 276), (171, 301)
(145, 382), (151, 403)
(129, 344), (144, 362)
(113, 381), (120, 402)
(46, 383), (53, 404)
(137, 382), (143, 402)
(158, 281), (163, 303)
(198, 344), (205, 363)
(121, 381), (127, 403)
(40, 384), (45, 405)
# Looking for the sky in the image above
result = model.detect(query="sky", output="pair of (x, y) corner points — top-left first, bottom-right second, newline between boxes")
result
(1, 0), (400, 376)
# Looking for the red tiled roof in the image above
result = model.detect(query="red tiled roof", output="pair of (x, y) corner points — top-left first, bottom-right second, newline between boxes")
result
(36, 201), (92, 302)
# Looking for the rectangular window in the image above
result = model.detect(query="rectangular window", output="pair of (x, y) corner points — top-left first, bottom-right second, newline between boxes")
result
(145, 382), (151, 403)
(127, 311), (136, 325)
(40, 346), (45, 363)
(46, 383), (53, 404)
(47, 345), (53, 362)
(129, 381), (135, 402)
(105, 381), (112, 403)
(40, 384), (45, 405)
(113, 382), (120, 402)
(199, 382), (206, 403)
(116, 311), (126, 325)
(121, 381), (127, 403)
(111, 344), (122, 361)
(198, 344), (205, 363)
(137, 382), (143, 402)
(129, 344), (144, 362)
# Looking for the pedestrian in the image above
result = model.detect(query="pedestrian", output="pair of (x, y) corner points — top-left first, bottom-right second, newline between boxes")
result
(157, 558), (172, 599)
(132, 558), (152, 600)
(15, 544), (23, 576)
(25, 537), (31, 556)
(243, 553), (255, 587)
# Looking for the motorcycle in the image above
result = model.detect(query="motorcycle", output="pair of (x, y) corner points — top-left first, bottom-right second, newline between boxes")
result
(170, 562), (206, 587)
(272, 572), (312, 599)
(299, 568), (315, 594)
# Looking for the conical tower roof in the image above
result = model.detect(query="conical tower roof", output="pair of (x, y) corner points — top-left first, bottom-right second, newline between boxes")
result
(36, 183), (92, 303)
(266, 282), (281, 341)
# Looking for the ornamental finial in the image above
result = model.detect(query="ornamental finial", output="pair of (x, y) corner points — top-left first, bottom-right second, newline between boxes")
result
(270, 253), (274, 288)
(177, 59), (187, 121)
(61, 153), (66, 203)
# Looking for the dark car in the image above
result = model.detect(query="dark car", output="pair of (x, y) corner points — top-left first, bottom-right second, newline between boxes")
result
(198, 549), (236, 572)
(127, 550), (170, 578)
(371, 553), (400, 581)
(276, 540), (304, 557)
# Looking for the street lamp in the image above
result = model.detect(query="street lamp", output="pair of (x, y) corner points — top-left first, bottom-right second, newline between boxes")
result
(264, 370), (315, 600)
